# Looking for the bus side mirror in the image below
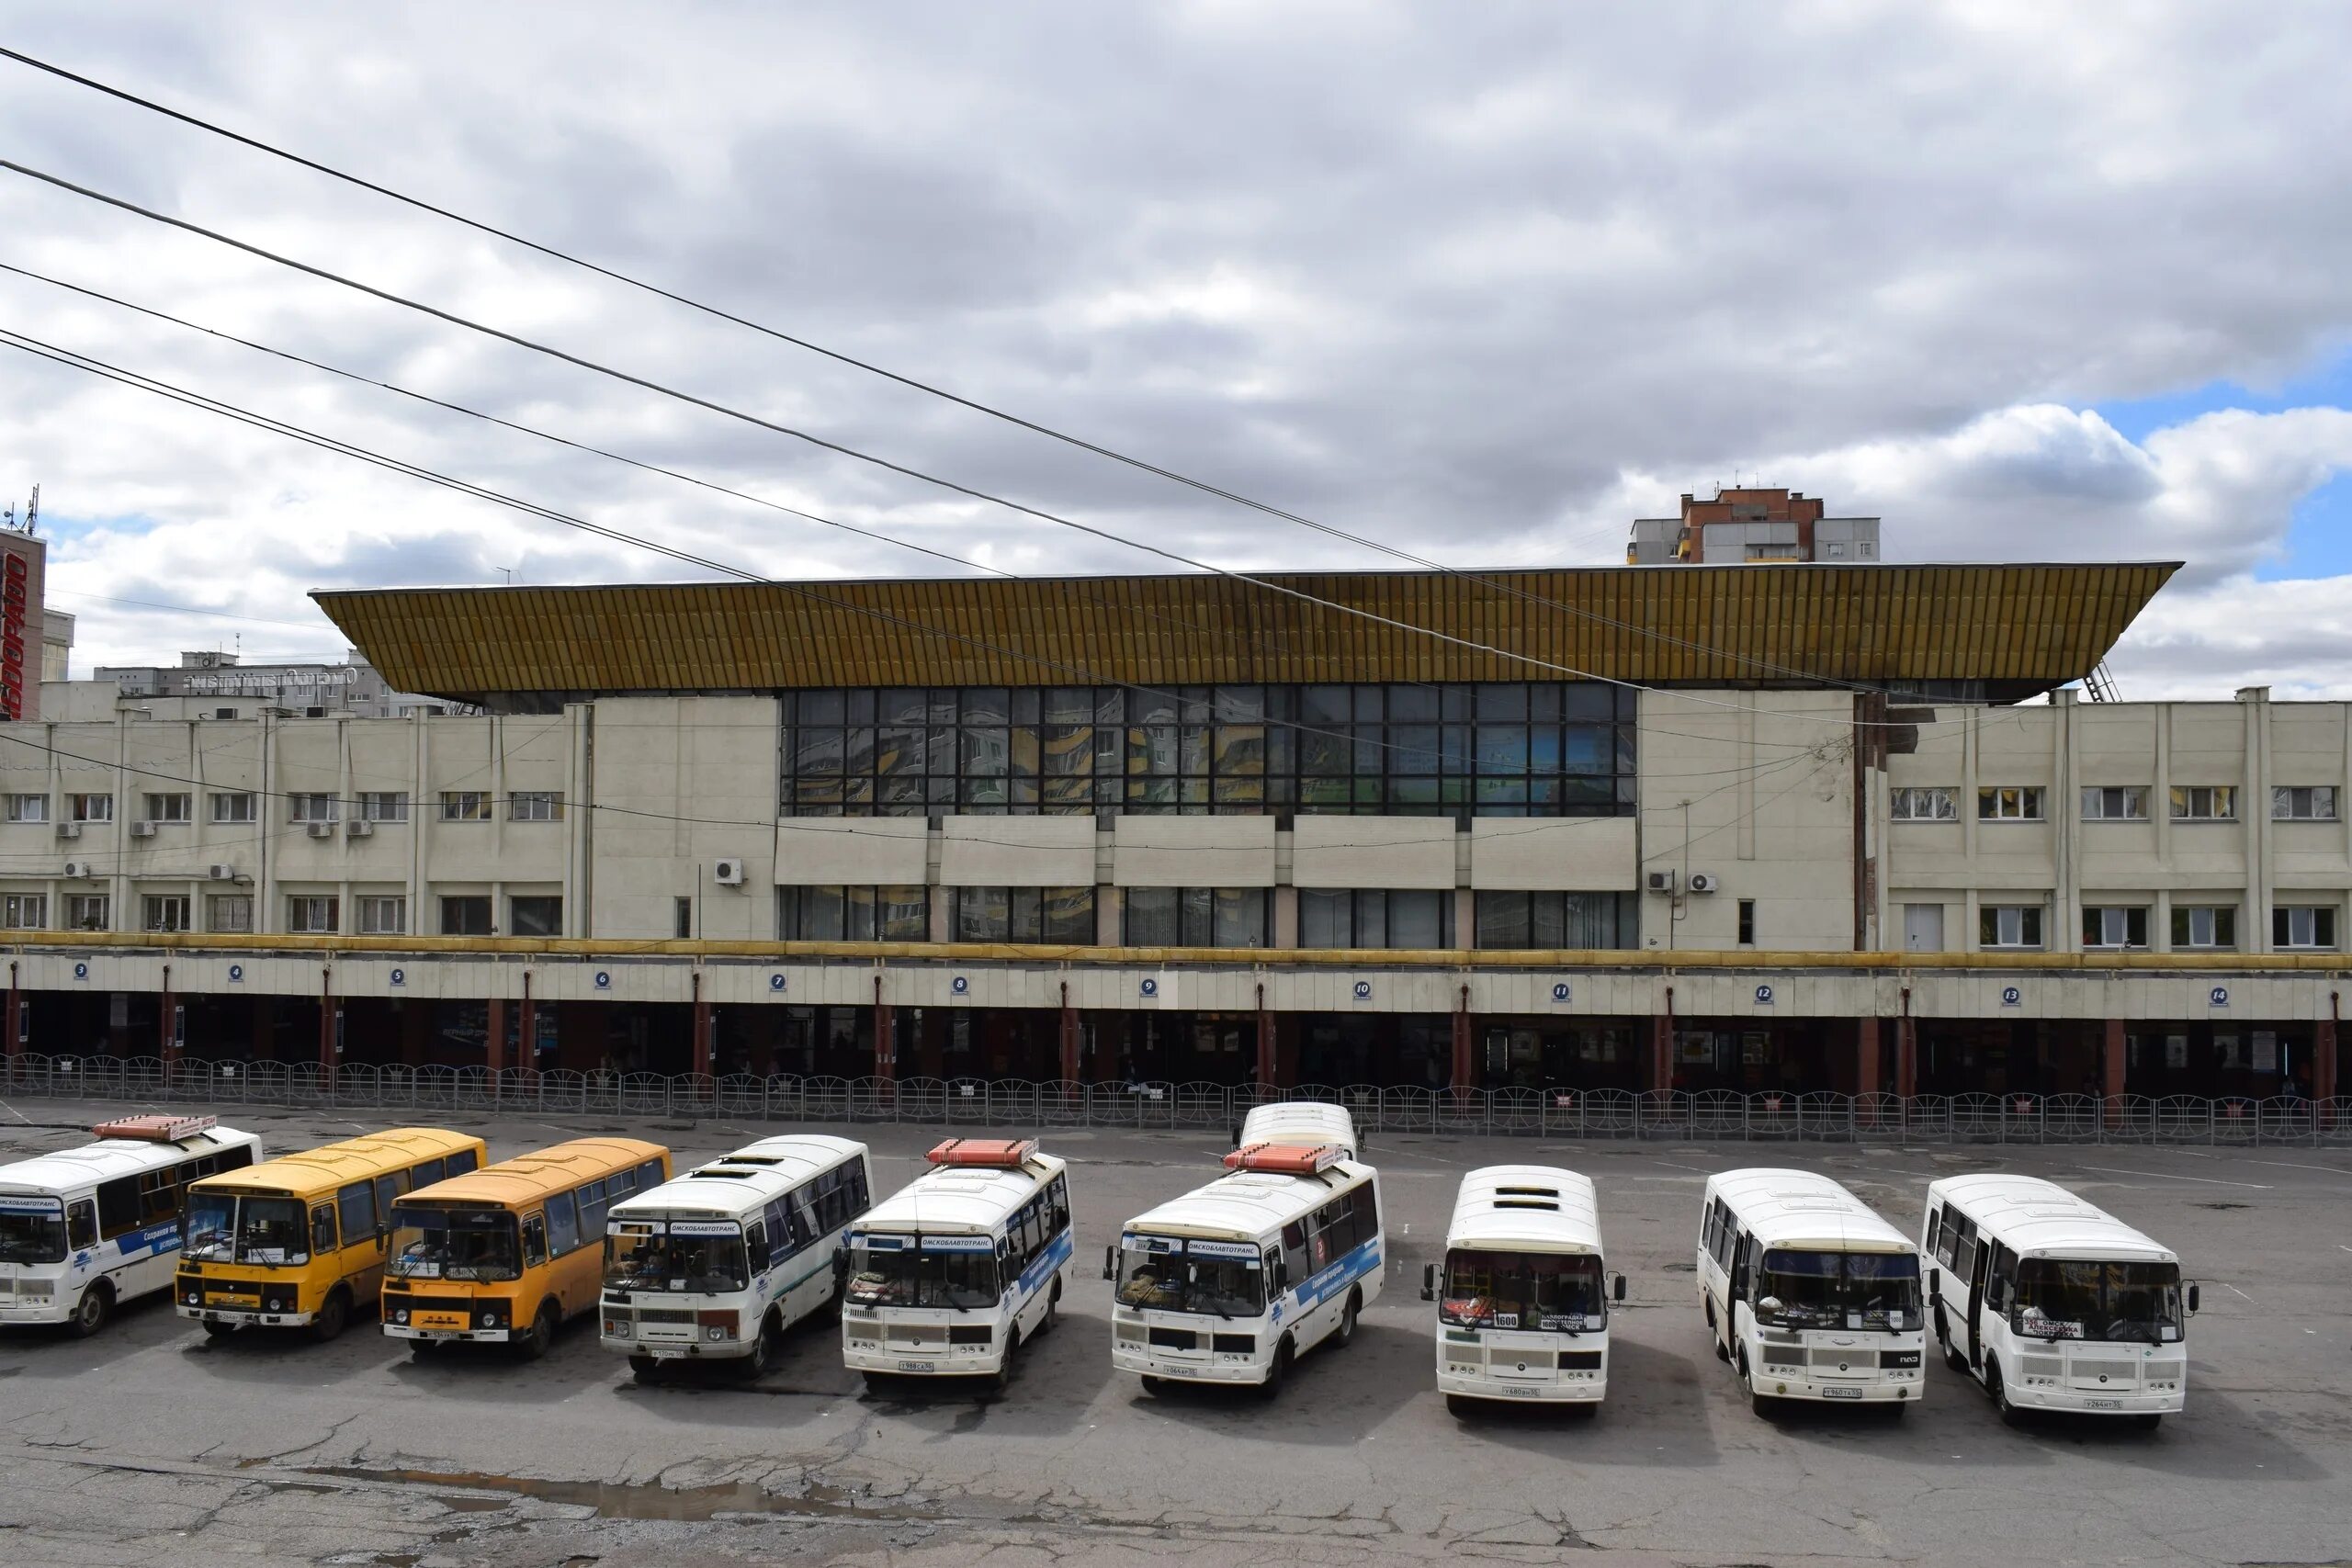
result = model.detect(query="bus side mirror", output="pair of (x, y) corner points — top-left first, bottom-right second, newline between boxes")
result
(1419, 1262), (1436, 1302)
(1102, 1245), (1116, 1282)
(375, 1225), (388, 1248)
(1612, 1273), (1627, 1303)
(2186, 1282), (2200, 1315)
(1927, 1269), (1939, 1296)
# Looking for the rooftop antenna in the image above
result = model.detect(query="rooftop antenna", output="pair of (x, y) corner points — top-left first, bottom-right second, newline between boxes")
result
(496, 567), (515, 586)
(25, 482), (37, 536)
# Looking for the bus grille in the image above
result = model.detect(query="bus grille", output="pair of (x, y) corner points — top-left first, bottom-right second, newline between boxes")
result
(1148, 1326), (1199, 1351)
(2019, 1355), (2066, 1379)
(397, 1295), (475, 1314)
(1561, 1350), (1603, 1371)
(637, 1308), (695, 1326)
(2070, 1359), (2140, 1382)
(1808, 1348), (1878, 1371)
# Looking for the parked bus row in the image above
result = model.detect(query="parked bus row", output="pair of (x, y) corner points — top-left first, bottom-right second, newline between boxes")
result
(0, 1108), (2197, 1427)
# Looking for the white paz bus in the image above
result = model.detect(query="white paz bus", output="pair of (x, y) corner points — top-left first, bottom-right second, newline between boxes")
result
(1423, 1166), (1623, 1415)
(602, 1134), (873, 1381)
(1698, 1168), (1927, 1416)
(1233, 1101), (1361, 1161)
(842, 1138), (1073, 1391)
(1923, 1174), (2196, 1428)
(0, 1115), (259, 1337)
(1107, 1139), (1383, 1395)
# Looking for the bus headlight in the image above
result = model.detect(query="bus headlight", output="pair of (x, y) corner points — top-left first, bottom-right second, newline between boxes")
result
(266, 1296), (284, 1313)
(479, 1311), (498, 1328)
(395, 1308), (409, 1324)
(184, 1290), (200, 1306)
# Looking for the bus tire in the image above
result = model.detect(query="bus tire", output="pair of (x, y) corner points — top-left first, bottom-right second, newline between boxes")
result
(988, 1330), (1020, 1395)
(1138, 1374), (1163, 1396)
(862, 1371), (890, 1395)
(1334, 1291), (1360, 1349)
(409, 1339), (440, 1359)
(628, 1355), (661, 1382)
(1714, 1325), (1731, 1363)
(2133, 1413), (2162, 1431)
(1445, 1393), (1473, 1418)
(1041, 1289), (1058, 1335)
(309, 1288), (349, 1344)
(739, 1314), (777, 1379)
(66, 1282), (112, 1339)
(1988, 1359), (2025, 1427)
(1739, 1351), (1774, 1419)
(514, 1301), (558, 1361)
(201, 1320), (237, 1341)
(1257, 1337), (1294, 1400)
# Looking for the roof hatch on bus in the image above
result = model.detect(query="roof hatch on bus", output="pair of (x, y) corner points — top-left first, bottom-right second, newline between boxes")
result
(925, 1138), (1038, 1169)
(91, 1114), (217, 1143)
(1222, 1142), (1344, 1175)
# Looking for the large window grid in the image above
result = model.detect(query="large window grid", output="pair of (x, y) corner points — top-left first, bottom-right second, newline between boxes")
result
(951, 886), (1096, 943)
(1298, 888), (1455, 949)
(779, 682), (1637, 822)
(1473, 891), (1636, 949)
(777, 886), (930, 942)
(1121, 887), (1272, 947)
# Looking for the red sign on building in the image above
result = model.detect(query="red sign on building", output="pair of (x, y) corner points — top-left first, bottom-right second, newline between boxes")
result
(0, 549), (26, 720)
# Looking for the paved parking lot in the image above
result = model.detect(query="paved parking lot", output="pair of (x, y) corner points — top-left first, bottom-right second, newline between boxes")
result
(2, 1097), (2348, 1567)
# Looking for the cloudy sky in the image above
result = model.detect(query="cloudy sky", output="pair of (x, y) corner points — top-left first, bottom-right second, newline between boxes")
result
(1, 1), (2349, 696)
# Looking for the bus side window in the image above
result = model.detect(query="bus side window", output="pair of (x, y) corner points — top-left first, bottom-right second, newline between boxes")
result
(746, 1221), (771, 1273)
(1279, 1221), (1310, 1289)
(1701, 1201), (1717, 1257)
(96, 1176), (141, 1241)
(1265, 1245), (1286, 1291)
(1048, 1173), (1069, 1233)
(67, 1199), (96, 1250)
(1923, 1204), (1943, 1258)
(1988, 1244), (2018, 1314)
(1951, 1220), (1978, 1285)
(337, 1182), (377, 1247)
(140, 1168), (176, 1224)
(375, 1173), (408, 1224)
(1349, 1182), (1378, 1239)
(220, 1144), (255, 1172)
(522, 1213), (548, 1268)
(546, 1191), (582, 1257)
(412, 1158), (445, 1190)
(311, 1203), (338, 1257)
(849, 1160), (872, 1216)
(637, 1158), (665, 1190)
(578, 1179), (608, 1239)
(1730, 1232), (1753, 1299)
(445, 1147), (480, 1177)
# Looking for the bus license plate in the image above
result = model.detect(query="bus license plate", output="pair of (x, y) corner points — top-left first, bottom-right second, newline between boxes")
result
(215, 1295), (259, 1309)
(1501, 1386), (1538, 1399)
(2085, 1398), (2120, 1409)
(414, 1312), (469, 1332)
(1822, 1386), (1862, 1399)
(898, 1359), (937, 1373)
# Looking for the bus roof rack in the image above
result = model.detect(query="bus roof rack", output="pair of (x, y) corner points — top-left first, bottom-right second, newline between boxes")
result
(926, 1138), (1039, 1169)
(1223, 1142), (1344, 1175)
(91, 1113), (217, 1143)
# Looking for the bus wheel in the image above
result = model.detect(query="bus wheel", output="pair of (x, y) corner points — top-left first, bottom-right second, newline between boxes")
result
(1445, 1393), (1473, 1418)
(66, 1283), (112, 1339)
(2134, 1413), (2162, 1431)
(739, 1316), (776, 1380)
(988, 1331), (1020, 1395)
(1257, 1338), (1294, 1401)
(409, 1339), (440, 1359)
(1740, 1352), (1774, 1419)
(1714, 1327), (1731, 1363)
(1334, 1292), (1360, 1349)
(515, 1303), (558, 1361)
(201, 1320), (237, 1341)
(629, 1355), (661, 1382)
(1988, 1361), (2025, 1427)
(1138, 1374), (1163, 1396)
(309, 1290), (348, 1344)
(1040, 1290), (1058, 1335)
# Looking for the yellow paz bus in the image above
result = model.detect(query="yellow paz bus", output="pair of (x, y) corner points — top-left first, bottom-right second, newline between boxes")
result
(176, 1127), (488, 1342)
(382, 1137), (670, 1360)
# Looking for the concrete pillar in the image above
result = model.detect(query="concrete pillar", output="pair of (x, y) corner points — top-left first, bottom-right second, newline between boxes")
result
(160, 964), (178, 1071)
(4, 961), (20, 1061)
(1895, 1010), (1918, 1100)
(1450, 984), (1474, 1090)
(1057, 982), (1080, 1083)
(1649, 1007), (1674, 1097)
(2314, 1012), (2338, 1108)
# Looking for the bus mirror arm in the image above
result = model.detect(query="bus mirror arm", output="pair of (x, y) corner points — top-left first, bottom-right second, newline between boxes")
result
(1419, 1262), (1436, 1302)
(2186, 1281), (2200, 1315)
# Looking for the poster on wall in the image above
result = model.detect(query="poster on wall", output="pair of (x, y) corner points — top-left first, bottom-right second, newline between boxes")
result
(2215, 1033), (2242, 1070)
(1741, 1032), (1771, 1066)
(2165, 1034), (2188, 1069)
(2252, 1031), (2278, 1072)
(1677, 1032), (1714, 1066)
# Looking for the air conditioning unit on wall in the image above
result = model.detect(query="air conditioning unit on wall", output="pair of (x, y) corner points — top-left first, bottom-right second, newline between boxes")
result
(1687, 872), (1721, 895)
(712, 858), (745, 886)
(1645, 869), (1677, 895)
(62, 861), (91, 880)
(208, 864), (237, 882)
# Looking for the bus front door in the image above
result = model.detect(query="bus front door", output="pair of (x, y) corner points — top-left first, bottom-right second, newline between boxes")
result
(1964, 1238), (1990, 1372)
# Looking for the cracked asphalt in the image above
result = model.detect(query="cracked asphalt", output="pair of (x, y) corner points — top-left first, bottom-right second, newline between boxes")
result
(2, 1098), (2347, 1566)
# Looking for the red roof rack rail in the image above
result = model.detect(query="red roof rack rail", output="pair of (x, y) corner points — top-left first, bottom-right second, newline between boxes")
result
(1222, 1142), (1344, 1175)
(926, 1138), (1040, 1169)
(91, 1113), (217, 1143)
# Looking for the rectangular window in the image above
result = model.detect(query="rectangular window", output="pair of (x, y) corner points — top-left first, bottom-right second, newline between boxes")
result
(439, 791), (490, 821)
(357, 896), (407, 935)
(288, 792), (340, 823)
(777, 886), (930, 942)
(142, 793), (191, 824)
(1737, 898), (1756, 946)
(953, 886), (1095, 943)
(2170, 905), (2236, 950)
(69, 793), (113, 823)
(509, 896), (563, 937)
(141, 895), (191, 933)
(1119, 887), (1269, 947)
(2080, 906), (2147, 949)
(287, 895), (339, 934)
(509, 791), (561, 822)
(545, 1190), (581, 1255)
(1474, 890), (1634, 949)
(1295, 888), (1455, 949)
(208, 894), (253, 934)
(1978, 904), (2043, 949)
(2272, 785), (2338, 821)
(1977, 786), (2044, 821)
(2169, 785), (2236, 821)
(1, 893), (46, 929)
(64, 894), (109, 931)
(1889, 786), (1957, 821)
(439, 896), (492, 936)
(4, 793), (47, 823)
(210, 791), (256, 824)
(358, 792), (410, 822)
(674, 896), (693, 940)
(2272, 906), (2336, 950)
(2079, 786), (2148, 821)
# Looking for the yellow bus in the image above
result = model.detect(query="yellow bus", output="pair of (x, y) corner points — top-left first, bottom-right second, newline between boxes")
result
(175, 1127), (488, 1342)
(382, 1137), (670, 1360)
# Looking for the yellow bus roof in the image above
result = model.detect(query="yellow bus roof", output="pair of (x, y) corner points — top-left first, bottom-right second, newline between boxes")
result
(194, 1128), (486, 1200)
(407, 1137), (667, 1211)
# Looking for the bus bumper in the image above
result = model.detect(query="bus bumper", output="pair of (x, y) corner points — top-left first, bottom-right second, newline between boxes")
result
(1111, 1346), (1266, 1384)
(604, 1333), (752, 1361)
(2015, 1386), (2184, 1416)
(0, 1298), (70, 1326)
(844, 1344), (1003, 1376)
(1752, 1372), (1920, 1404)
(1436, 1368), (1606, 1403)
(178, 1303), (317, 1328)
(384, 1322), (511, 1344)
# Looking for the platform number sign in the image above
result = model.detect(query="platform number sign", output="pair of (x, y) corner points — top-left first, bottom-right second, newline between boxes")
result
(72, 962), (87, 982)
(1138, 977), (1159, 998)
(1352, 980), (1374, 1001)
(1753, 983), (1774, 1006)
(2001, 986), (2021, 1009)
(226, 964), (243, 983)
(594, 970), (612, 990)
(2209, 985), (2230, 1010)
(389, 967), (406, 987)
(952, 976), (970, 996)
(1551, 981), (1572, 1004)
(768, 974), (787, 993)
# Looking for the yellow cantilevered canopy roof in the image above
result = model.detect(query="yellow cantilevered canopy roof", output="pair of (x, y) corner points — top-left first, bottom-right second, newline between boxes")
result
(313, 561), (2178, 704)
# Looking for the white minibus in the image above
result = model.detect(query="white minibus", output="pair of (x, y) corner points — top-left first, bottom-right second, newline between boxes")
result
(1233, 1100), (1361, 1161)
(1422, 1166), (1624, 1415)
(1922, 1174), (2197, 1428)
(602, 1134), (874, 1381)
(1698, 1168), (1927, 1416)
(0, 1115), (259, 1337)
(1107, 1139), (1383, 1395)
(842, 1138), (1073, 1391)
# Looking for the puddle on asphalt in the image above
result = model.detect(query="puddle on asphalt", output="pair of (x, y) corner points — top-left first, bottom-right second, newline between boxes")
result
(308, 1464), (930, 1523)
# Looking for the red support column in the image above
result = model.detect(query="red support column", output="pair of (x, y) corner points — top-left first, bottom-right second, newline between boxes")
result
(160, 964), (178, 1072)
(1057, 981), (1080, 1083)
(1896, 1012), (1917, 1100)
(2313, 1005), (2337, 1111)
(1255, 982), (1275, 1090)
(5, 959), (21, 1061)
(689, 978), (711, 1080)
(518, 972), (537, 1082)
(1450, 984), (1474, 1090)
(1650, 987), (1676, 1096)
(2102, 1016), (2126, 1125)
(318, 968), (337, 1074)
(872, 973), (895, 1085)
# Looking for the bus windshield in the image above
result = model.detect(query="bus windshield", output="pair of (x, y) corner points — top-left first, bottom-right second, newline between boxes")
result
(1440, 1248), (1605, 1331)
(1758, 1248), (1921, 1331)
(0, 1205), (65, 1264)
(846, 1237), (1000, 1310)
(387, 1206), (520, 1282)
(1114, 1236), (1266, 1318)
(183, 1192), (310, 1266)
(603, 1226), (749, 1293)
(2013, 1259), (2184, 1343)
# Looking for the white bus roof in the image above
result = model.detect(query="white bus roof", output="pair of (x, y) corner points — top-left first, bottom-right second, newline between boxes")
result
(1445, 1166), (1601, 1256)
(1926, 1174), (2177, 1264)
(1240, 1102), (1358, 1154)
(0, 1124), (258, 1199)
(1706, 1168), (1913, 1255)
(610, 1134), (866, 1223)
(857, 1148), (1067, 1238)
(1122, 1159), (1374, 1246)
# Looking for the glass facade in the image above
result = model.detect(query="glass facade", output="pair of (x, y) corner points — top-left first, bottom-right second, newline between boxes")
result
(777, 885), (931, 942)
(1473, 891), (1637, 949)
(779, 682), (1637, 820)
(952, 886), (1097, 943)
(1121, 887), (1272, 947)
(1298, 888), (1455, 949)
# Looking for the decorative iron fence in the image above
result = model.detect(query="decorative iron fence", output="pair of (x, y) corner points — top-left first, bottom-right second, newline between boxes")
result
(2, 1055), (2345, 1145)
